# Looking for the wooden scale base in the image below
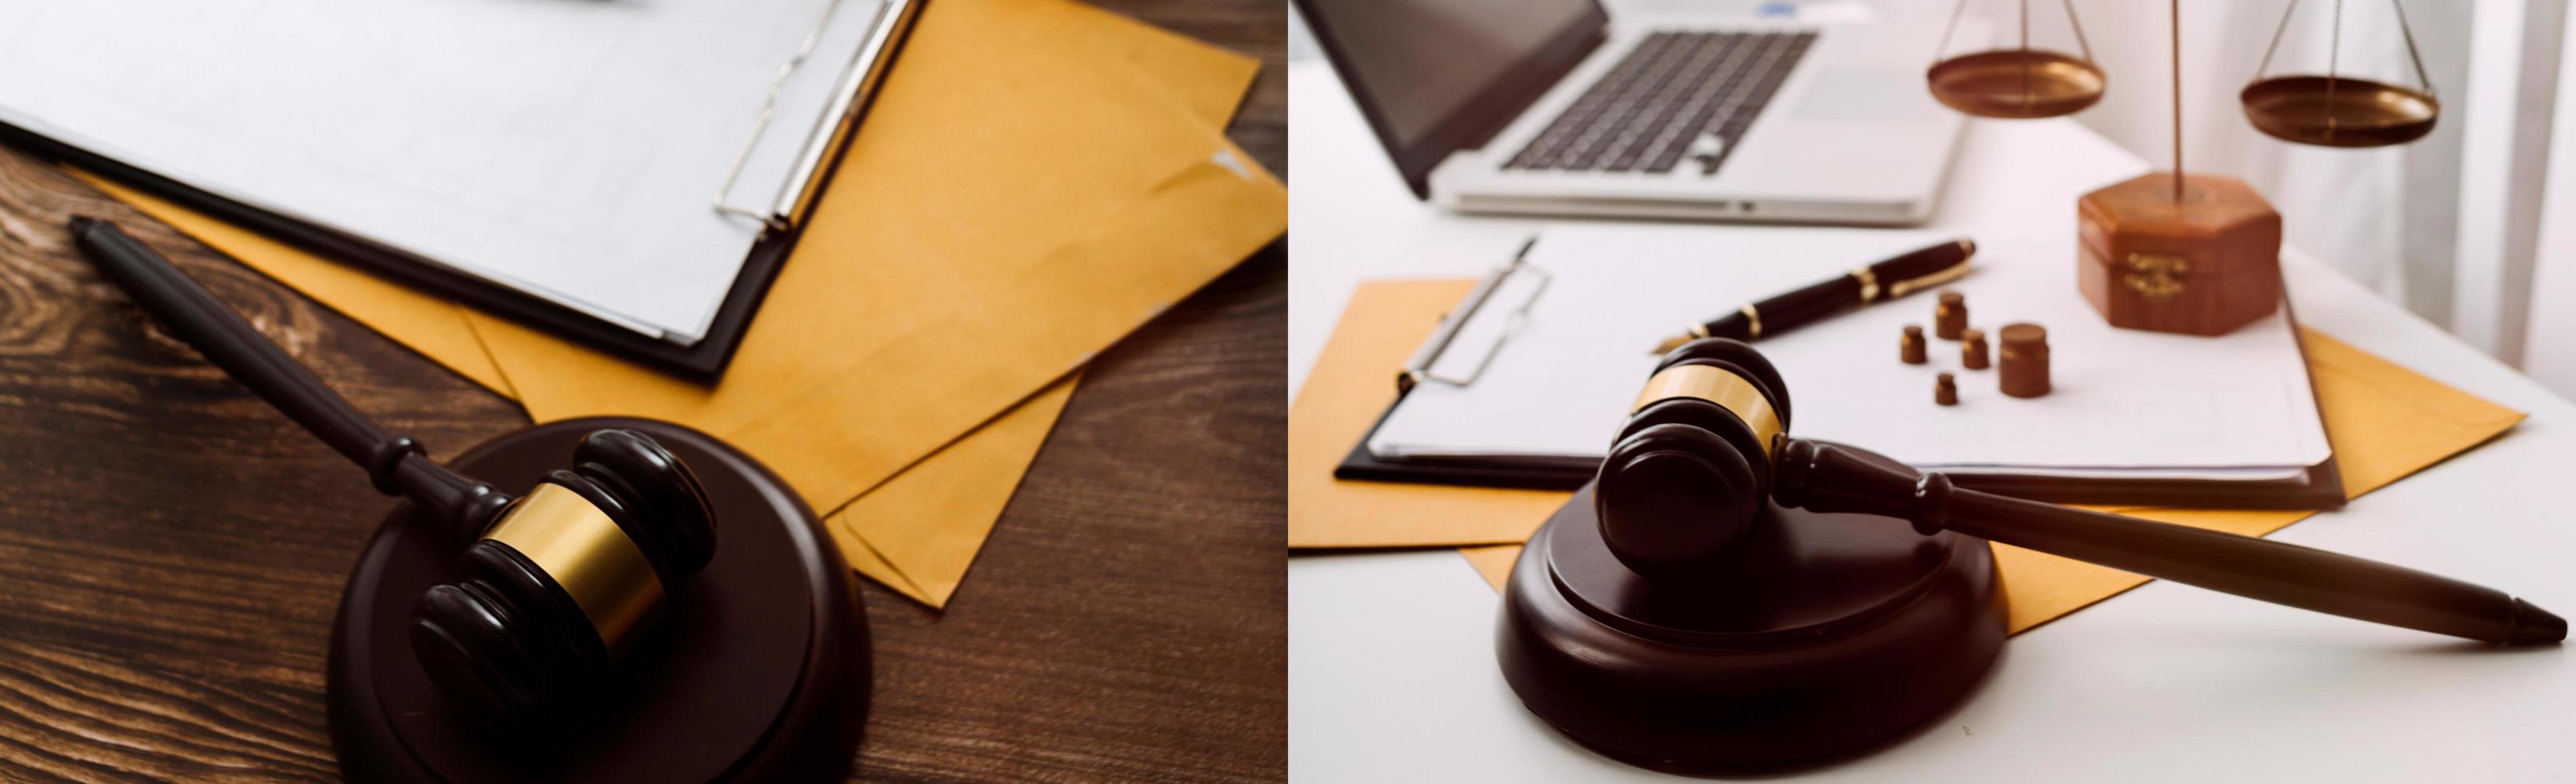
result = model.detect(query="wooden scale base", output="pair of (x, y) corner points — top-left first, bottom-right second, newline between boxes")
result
(326, 418), (871, 782)
(1499, 469), (2006, 774)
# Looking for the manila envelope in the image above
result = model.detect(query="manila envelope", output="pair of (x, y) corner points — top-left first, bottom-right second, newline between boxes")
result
(89, 0), (1277, 608)
(1292, 279), (2526, 635)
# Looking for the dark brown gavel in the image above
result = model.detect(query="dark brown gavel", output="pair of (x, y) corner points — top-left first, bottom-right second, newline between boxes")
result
(71, 216), (718, 720)
(1596, 338), (2564, 645)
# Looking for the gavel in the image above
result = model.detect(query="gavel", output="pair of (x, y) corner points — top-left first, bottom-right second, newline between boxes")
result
(1597, 338), (2563, 646)
(70, 217), (717, 719)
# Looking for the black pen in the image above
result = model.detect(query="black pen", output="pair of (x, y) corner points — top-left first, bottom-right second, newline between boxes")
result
(1650, 238), (1978, 354)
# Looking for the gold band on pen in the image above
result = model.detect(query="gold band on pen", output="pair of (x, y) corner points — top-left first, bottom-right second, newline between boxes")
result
(1739, 304), (1762, 338)
(1886, 262), (1973, 300)
(1850, 267), (1881, 303)
(1631, 365), (1784, 458)
(484, 483), (664, 650)
(1879, 238), (1978, 299)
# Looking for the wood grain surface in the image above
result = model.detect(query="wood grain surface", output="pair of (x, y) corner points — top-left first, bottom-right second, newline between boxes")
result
(0, 1), (1286, 780)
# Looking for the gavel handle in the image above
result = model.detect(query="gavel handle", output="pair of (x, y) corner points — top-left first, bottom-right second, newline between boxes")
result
(1774, 438), (2565, 645)
(70, 217), (507, 539)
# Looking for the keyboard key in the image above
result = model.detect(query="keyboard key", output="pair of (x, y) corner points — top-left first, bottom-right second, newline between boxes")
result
(1507, 30), (1814, 178)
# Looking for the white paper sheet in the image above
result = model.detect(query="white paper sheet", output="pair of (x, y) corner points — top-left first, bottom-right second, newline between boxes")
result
(1372, 225), (2333, 481)
(0, 0), (891, 342)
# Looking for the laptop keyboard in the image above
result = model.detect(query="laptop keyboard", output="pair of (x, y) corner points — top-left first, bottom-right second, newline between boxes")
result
(1503, 30), (1817, 176)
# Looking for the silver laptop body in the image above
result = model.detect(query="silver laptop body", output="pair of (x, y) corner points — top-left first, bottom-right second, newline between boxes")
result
(1301, 0), (1990, 226)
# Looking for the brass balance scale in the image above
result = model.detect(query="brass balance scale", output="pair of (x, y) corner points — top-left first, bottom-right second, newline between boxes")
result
(1925, 0), (2437, 336)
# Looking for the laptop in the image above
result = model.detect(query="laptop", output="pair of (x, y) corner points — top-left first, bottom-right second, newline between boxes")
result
(1295, 0), (1983, 226)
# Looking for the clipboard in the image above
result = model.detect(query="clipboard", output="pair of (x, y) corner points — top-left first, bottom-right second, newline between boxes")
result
(1335, 246), (2348, 510)
(0, 0), (924, 382)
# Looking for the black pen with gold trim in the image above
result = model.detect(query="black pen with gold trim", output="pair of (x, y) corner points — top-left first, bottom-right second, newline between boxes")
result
(1650, 238), (1978, 354)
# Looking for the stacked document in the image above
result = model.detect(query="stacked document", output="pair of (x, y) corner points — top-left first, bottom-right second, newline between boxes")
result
(1370, 225), (2331, 482)
(0, 0), (900, 343)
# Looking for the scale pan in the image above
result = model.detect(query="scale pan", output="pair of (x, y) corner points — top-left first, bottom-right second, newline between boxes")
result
(1926, 50), (2105, 118)
(2241, 75), (2438, 147)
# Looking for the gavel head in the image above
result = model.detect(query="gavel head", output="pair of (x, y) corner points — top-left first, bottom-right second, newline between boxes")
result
(1596, 338), (1791, 582)
(408, 429), (717, 721)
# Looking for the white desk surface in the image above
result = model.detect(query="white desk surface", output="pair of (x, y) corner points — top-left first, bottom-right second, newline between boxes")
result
(1286, 58), (2576, 782)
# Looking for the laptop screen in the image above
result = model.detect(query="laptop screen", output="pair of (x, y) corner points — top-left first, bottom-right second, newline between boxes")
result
(1298, 0), (1605, 198)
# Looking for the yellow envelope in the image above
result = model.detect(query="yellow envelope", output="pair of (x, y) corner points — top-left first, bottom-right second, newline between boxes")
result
(87, 0), (1274, 608)
(1294, 279), (2525, 634)
(833, 376), (1078, 606)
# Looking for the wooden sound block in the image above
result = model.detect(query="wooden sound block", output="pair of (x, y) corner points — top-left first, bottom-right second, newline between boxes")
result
(2077, 174), (2283, 336)
(326, 418), (870, 782)
(1498, 474), (2004, 774)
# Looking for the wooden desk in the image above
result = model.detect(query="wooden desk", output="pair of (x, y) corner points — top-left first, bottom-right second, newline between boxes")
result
(0, 2), (1284, 780)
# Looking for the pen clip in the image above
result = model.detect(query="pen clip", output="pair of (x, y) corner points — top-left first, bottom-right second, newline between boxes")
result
(1399, 237), (1551, 394)
(1883, 261), (1973, 301)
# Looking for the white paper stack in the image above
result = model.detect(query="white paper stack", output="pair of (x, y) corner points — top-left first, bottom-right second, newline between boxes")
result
(1371, 224), (2330, 481)
(0, 0), (895, 342)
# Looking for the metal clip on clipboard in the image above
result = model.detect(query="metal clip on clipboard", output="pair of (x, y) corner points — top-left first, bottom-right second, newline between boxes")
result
(711, 0), (919, 235)
(1397, 236), (1552, 394)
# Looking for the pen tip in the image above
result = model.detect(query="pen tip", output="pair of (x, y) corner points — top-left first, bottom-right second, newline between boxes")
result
(1653, 334), (1693, 355)
(67, 214), (99, 234)
(2510, 598), (2566, 645)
